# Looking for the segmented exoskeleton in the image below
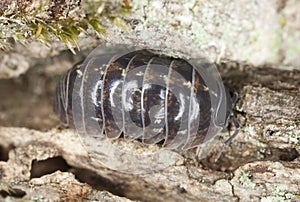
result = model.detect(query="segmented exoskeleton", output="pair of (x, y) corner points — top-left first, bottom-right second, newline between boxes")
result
(54, 46), (239, 173)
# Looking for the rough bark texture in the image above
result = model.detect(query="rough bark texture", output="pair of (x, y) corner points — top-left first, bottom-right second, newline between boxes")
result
(0, 0), (299, 201)
(0, 64), (299, 201)
(0, 0), (299, 79)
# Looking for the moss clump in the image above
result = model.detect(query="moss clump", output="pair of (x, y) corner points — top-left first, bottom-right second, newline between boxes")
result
(0, 0), (131, 53)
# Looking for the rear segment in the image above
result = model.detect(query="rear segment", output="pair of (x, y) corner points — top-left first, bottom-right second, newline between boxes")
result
(53, 62), (81, 127)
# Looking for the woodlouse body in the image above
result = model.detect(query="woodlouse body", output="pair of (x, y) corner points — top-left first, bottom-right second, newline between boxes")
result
(54, 45), (239, 170)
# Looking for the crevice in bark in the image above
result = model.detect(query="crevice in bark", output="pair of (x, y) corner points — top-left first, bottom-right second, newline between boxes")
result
(0, 144), (14, 162)
(71, 168), (127, 198)
(30, 156), (71, 178)
(199, 147), (299, 173)
(270, 148), (299, 161)
(29, 156), (136, 200)
(0, 186), (26, 198)
(220, 63), (299, 91)
(228, 179), (240, 202)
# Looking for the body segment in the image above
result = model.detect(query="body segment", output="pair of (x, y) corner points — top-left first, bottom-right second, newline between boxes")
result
(54, 47), (238, 158)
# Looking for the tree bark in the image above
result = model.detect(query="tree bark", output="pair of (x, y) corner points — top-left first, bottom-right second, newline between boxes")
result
(0, 0), (299, 78)
(0, 0), (299, 201)
(0, 65), (299, 201)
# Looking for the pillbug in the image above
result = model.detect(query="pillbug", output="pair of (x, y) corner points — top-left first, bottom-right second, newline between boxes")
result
(54, 45), (239, 173)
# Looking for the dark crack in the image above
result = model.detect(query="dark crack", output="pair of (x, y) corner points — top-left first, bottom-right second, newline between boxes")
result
(71, 167), (127, 198)
(0, 144), (14, 162)
(0, 184), (26, 198)
(228, 176), (240, 202)
(29, 156), (132, 200)
(30, 156), (71, 178)
(199, 146), (299, 173)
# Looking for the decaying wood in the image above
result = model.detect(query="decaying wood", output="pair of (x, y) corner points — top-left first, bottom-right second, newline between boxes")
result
(0, 65), (299, 201)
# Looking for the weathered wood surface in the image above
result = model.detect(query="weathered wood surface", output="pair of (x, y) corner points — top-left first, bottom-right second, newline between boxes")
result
(0, 0), (299, 79)
(0, 65), (299, 201)
(0, 0), (299, 201)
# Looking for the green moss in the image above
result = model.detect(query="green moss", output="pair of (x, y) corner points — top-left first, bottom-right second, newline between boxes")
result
(0, 1), (131, 53)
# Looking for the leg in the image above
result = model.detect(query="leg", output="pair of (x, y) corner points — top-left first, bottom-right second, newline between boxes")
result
(230, 90), (239, 108)
(224, 115), (240, 145)
(215, 115), (240, 162)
